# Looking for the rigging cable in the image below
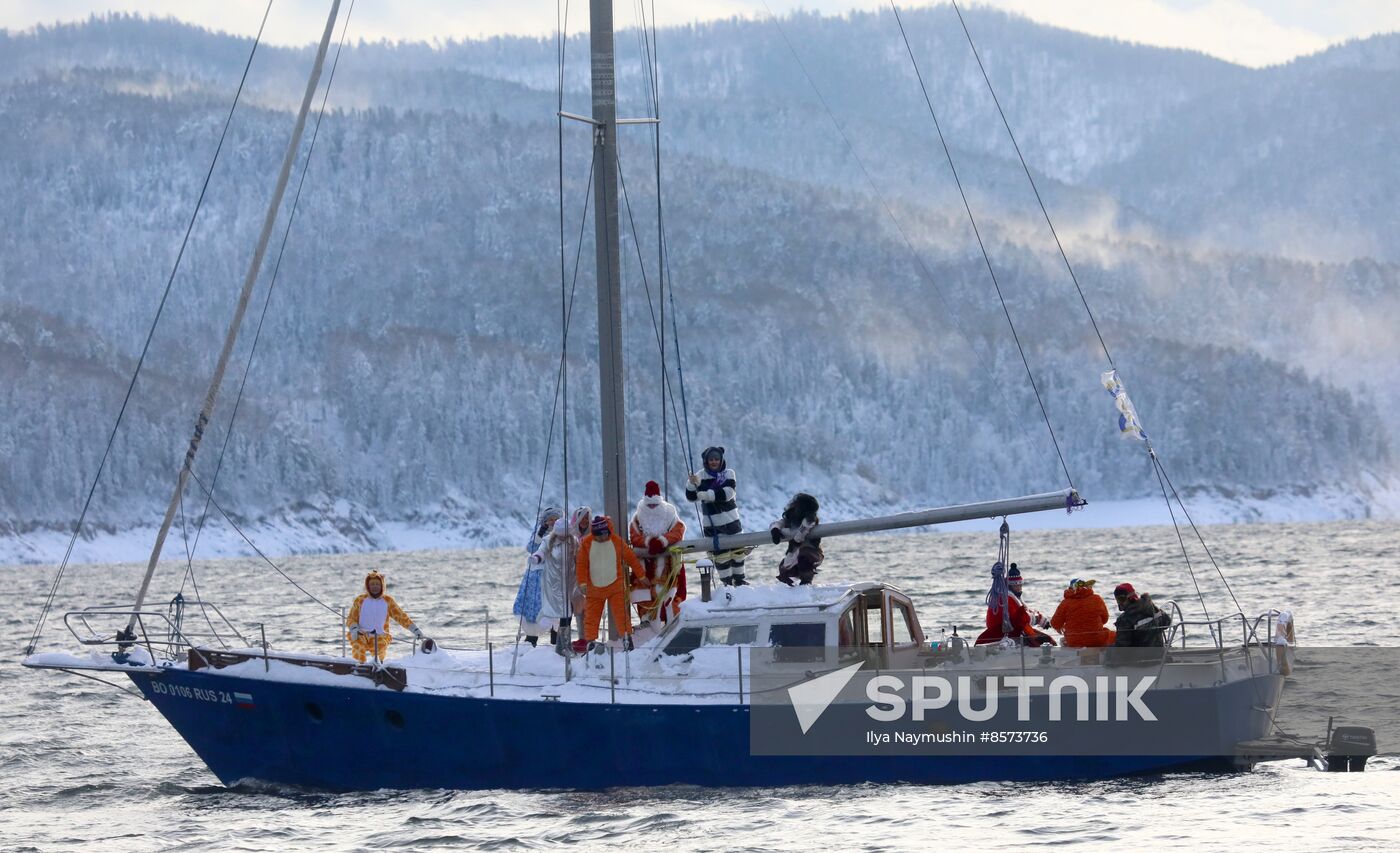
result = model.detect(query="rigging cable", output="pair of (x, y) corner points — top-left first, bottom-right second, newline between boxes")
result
(179, 0), (358, 600)
(634, 0), (700, 493)
(1150, 450), (1211, 620)
(558, 0), (571, 520)
(614, 145), (695, 493)
(942, 0), (1241, 613)
(946, 0), (1115, 369)
(532, 149), (599, 536)
(25, 0), (277, 656)
(632, 0), (673, 491)
(632, 0), (703, 529)
(186, 468), (339, 616)
(888, 0), (1075, 492)
(611, 6), (693, 482)
(177, 482), (228, 647)
(757, 1), (1070, 496)
(1154, 452), (1244, 615)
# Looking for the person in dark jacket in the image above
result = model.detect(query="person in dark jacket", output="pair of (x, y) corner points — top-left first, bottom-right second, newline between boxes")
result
(686, 446), (746, 585)
(1112, 582), (1171, 647)
(770, 492), (823, 585)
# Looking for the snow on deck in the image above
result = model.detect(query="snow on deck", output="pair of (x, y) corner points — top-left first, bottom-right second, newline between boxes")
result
(677, 583), (860, 616)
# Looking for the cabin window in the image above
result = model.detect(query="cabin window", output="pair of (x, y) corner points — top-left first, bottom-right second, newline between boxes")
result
(704, 624), (757, 646)
(890, 600), (918, 647)
(664, 626), (704, 656)
(864, 602), (884, 647)
(770, 622), (826, 662)
(838, 608), (856, 648)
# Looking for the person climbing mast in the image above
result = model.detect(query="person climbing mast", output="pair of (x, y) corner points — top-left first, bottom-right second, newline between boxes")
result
(686, 446), (746, 586)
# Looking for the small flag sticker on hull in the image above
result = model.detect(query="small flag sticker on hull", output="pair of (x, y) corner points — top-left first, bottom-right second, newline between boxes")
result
(234, 692), (255, 709)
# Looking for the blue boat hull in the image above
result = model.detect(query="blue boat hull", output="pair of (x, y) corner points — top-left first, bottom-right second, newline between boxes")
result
(127, 668), (1240, 790)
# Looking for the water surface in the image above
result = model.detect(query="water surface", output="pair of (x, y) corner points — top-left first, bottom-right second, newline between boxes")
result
(5, 520), (1396, 851)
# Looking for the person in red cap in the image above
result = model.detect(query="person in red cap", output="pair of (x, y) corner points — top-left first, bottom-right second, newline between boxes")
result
(1112, 582), (1171, 647)
(628, 480), (687, 625)
(573, 514), (648, 653)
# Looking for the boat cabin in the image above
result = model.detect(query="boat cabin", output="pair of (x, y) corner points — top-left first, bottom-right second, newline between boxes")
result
(651, 582), (925, 665)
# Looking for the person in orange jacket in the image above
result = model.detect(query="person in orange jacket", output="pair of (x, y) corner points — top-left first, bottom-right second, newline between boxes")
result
(1050, 578), (1117, 647)
(628, 480), (687, 625)
(572, 515), (648, 653)
(346, 571), (423, 663)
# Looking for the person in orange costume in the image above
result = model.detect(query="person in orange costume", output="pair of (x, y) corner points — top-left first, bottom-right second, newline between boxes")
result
(346, 571), (422, 663)
(628, 480), (687, 625)
(1050, 578), (1117, 647)
(573, 515), (648, 653)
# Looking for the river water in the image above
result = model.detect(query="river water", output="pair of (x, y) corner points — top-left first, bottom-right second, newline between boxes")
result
(4, 519), (1397, 851)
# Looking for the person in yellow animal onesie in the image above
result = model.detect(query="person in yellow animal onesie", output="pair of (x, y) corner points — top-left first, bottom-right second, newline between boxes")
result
(573, 515), (648, 653)
(346, 571), (423, 663)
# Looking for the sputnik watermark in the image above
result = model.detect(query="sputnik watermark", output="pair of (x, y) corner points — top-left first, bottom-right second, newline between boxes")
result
(864, 674), (1157, 724)
(786, 665), (1157, 735)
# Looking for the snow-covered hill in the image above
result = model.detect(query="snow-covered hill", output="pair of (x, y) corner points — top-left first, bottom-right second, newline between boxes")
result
(1, 10), (1396, 566)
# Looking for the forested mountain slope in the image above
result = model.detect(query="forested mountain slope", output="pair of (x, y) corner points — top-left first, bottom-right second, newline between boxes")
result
(1, 10), (1395, 561)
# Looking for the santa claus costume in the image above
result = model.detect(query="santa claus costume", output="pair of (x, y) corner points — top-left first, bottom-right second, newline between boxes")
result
(628, 480), (687, 625)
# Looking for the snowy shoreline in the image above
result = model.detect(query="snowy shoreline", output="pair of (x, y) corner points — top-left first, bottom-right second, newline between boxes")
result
(4, 483), (1396, 568)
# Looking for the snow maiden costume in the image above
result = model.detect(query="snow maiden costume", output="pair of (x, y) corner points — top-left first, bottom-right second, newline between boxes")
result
(531, 518), (577, 650)
(514, 506), (564, 645)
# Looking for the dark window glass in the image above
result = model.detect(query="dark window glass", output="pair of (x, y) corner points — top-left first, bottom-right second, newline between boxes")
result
(770, 622), (826, 662)
(665, 626), (703, 656)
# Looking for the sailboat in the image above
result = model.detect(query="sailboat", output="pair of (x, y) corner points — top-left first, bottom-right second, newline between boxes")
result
(23, 0), (1290, 790)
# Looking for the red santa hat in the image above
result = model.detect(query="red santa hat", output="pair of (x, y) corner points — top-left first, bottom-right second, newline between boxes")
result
(644, 480), (661, 497)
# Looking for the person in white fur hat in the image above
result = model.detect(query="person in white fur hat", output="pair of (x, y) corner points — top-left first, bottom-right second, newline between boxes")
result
(628, 480), (687, 625)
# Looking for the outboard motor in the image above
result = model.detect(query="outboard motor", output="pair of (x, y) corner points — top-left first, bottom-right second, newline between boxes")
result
(1326, 726), (1377, 772)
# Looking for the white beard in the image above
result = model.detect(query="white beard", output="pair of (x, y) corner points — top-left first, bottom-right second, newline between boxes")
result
(633, 496), (679, 537)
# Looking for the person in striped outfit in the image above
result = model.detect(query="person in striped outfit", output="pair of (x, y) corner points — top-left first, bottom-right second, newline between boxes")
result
(685, 446), (747, 586)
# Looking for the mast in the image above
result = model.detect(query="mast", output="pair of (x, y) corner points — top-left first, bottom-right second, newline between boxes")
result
(124, 0), (343, 636)
(590, 0), (628, 527)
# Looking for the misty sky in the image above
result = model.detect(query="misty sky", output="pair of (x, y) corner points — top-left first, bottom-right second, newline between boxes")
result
(4, 1), (1399, 68)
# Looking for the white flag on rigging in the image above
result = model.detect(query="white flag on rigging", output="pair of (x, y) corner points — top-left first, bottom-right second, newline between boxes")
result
(1101, 369), (1147, 441)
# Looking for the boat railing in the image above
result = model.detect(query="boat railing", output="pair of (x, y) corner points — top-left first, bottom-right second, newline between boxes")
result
(62, 599), (250, 663)
(1153, 606), (1291, 685)
(1161, 603), (1275, 649)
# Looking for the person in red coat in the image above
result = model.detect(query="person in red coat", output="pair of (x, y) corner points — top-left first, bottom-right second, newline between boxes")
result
(628, 480), (686, 625)
(976, 563), (1056, 646)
